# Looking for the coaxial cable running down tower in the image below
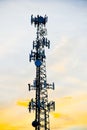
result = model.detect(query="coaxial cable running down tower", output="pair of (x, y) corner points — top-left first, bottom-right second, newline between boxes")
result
(28, 15), (55, 130)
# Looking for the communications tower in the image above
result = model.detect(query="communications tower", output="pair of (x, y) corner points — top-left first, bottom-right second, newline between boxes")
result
(28, 15), (55, 130)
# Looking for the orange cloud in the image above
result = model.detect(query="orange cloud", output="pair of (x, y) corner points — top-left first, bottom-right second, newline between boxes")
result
(16, 99), (30, 107)
(52, 112), (63, 118)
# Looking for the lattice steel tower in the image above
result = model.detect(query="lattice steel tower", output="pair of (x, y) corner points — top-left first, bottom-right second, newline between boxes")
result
(28, 15), (55, 130)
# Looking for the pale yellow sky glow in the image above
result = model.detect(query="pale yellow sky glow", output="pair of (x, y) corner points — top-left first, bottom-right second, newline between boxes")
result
(0, 94), (87, 130)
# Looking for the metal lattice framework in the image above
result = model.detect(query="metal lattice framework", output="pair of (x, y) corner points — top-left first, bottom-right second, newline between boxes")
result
(28, 15), (55, 130)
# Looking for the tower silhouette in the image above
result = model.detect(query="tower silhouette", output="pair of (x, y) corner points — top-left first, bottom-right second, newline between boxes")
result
(28, 15), (55, 130)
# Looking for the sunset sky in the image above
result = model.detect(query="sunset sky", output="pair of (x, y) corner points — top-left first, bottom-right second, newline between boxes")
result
(0, 0), (87, 130)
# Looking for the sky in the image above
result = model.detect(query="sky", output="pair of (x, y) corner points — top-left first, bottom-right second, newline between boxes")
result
(0, 0), (87, 130)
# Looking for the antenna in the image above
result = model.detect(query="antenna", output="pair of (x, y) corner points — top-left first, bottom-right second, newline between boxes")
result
(28, 15), (55, 130)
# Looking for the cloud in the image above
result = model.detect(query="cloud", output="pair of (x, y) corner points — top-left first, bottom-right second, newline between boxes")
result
(16, 99), (30, 107)
(48, 59), (67, 73)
